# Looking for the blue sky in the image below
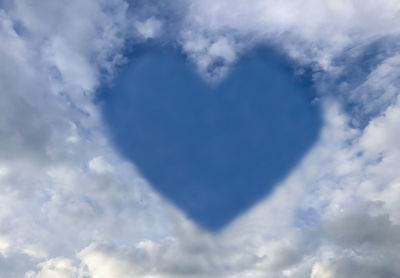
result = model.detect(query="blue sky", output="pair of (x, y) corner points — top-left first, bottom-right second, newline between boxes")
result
(1, 1), (400, 277)
(101, 47), (321, 230)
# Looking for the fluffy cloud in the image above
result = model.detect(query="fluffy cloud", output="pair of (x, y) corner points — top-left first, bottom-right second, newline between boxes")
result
(26, 258), (79, 278)
(175, 0), (400, 80)
(1, 0), (400, 277)
(0, 1), (171, 275)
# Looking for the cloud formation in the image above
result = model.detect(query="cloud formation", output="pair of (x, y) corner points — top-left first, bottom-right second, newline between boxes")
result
(1, 0), (400, 277)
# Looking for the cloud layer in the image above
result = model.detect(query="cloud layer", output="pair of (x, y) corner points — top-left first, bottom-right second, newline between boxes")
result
(1, 0), (400, 277)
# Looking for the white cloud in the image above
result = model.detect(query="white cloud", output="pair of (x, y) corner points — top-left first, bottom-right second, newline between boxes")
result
(0, 235), (10, 256)
(135, 17), (162, 39)
(180, 0), (400, 70)
(88, 156), (113, 174)
(1, 0), (400, 277)
(26, 258), (79, 278)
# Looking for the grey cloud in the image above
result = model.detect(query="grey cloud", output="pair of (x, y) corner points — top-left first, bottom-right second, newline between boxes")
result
(323, 207), (400, 248)
(312, 256), (399, 278)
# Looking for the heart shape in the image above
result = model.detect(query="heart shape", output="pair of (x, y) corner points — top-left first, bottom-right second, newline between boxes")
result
(99, 47), (321, 231)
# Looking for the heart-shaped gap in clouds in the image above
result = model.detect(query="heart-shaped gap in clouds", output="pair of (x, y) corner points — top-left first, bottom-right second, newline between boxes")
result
(97, 45), (322, 231)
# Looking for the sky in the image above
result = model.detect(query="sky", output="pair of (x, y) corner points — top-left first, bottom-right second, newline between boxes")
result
(1, 0), (400, 277)
(100, 47), (321, 231)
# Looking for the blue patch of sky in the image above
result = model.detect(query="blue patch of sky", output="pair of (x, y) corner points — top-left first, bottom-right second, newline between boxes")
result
(97, 45), (322, 231)
(295, 207), (321, 229)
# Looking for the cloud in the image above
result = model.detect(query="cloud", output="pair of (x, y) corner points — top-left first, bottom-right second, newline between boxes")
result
(88, 156), (113, 174)
(134, 17), (162, 39)
(174, 0), (400, 79)
(26, 258), (79, 278)
(1, 0), (400, 277)
(311, 255), (399, 278)
(0, 1), (171, 275)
